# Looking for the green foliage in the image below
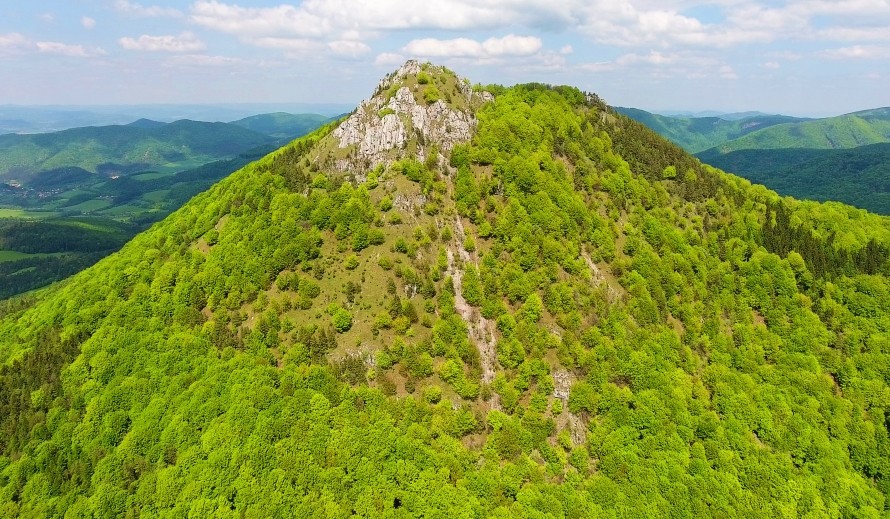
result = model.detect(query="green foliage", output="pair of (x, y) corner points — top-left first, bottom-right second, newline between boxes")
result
(424, 86), (442, 104)
(699, 143), (890, 214)
(331, 307), (353, 333)
(615, 106), (809, 153)
(0, 71), (890, 519)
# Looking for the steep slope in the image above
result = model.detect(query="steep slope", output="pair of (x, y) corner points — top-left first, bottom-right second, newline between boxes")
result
(1, 62), (890, 517)
(697, 143), (890, 214)
(614, 107), (806, 152)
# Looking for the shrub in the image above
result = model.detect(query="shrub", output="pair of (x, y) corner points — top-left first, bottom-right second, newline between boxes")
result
(331, 308), (353, 333)
(423, 86), (441, 104)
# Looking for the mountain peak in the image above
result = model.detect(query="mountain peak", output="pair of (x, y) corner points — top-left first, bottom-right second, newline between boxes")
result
(321, 60), (493, 180)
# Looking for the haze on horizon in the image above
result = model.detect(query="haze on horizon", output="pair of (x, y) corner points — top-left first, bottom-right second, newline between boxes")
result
(1, 0), (888, 118)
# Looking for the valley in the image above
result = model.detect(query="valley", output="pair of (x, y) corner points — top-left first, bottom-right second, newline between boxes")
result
(621, 106), (890, 214)
(0, 114), (333, 298)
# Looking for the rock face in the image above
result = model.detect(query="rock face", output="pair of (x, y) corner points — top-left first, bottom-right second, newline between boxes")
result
(330, 60), (493, 178)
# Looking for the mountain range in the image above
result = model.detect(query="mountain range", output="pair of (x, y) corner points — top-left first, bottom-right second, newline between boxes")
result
(1, 62), (889, 517)
(0, 114), (333, 299)
(620, 106), (890, 214)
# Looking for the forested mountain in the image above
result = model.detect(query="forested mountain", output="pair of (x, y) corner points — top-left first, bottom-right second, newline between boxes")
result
(231, 112), (335, 140)
(700, 107), (890, 154)
(1, 61), (889, 517)
(697, 143), (890, 214)
(0, 115), (331, 300)
(620, 107), (890, 214)
(614, 107), (806, 152)
(0, 120), (274, 182)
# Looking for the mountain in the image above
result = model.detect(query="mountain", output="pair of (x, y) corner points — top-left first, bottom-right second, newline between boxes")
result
(700, 107), (890, 154)
(0, 116), (328, 300)
(125, 118), (167, 129)
(0, 120), (274, 183)
(0, 104), (355, 134)
(230, 112), (335, 140)
(613, 107), (807, 152)
(1, 61), (890, 517)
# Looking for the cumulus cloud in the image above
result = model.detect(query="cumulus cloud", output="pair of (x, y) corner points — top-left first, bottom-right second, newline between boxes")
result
(36, 41), (106, 58)
(328, 40), (372, 59)
(115, 0), (182, 18)
(189, 0), (564, 36)
(374, 52), (406, 66)
(81, 17), (96, 29)
(119, 32), (206, 52)
(402, 35), (542, 59)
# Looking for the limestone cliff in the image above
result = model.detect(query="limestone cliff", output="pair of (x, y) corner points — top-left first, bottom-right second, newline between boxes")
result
(319, 61), (493, 180)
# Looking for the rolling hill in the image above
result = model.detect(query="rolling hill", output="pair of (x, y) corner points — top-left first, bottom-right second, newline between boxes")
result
(0, 115), (331, 300)
(0, 119), (274, 183)
(613, 107), (807, 152)
(1, 62), (889, 517)
(231, 112), (335, 140)
(701, 107), (890, 154)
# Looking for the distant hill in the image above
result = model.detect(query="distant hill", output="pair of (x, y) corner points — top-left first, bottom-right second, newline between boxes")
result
(126, 118), (167, 129)
(701, 107), (890, 154)
(613, 107), (807, 152)
(698, 143), (890, 214)
(0, 103), (355, 134)
(231, 112), (335, 139)
(0, 115), (332, 299)
(0, 120), (274, 182)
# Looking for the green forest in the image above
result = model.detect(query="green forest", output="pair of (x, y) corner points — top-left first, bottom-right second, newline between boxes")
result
(1, 65), (889, 517)
(697, 143), (890, 214)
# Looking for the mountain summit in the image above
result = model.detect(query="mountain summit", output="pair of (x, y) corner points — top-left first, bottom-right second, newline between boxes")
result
(1, 62), (889, 517)
(323, 60), (492, 177)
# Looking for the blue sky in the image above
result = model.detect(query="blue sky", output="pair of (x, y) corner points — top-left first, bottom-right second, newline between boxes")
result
(1, 0), (888, 116)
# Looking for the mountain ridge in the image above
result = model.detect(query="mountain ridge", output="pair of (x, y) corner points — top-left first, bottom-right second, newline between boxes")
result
(1, 61), (889, 517)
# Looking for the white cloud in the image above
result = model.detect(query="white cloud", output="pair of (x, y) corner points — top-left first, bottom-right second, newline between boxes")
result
(402, 35), (542, 59)
(617, 51), (665, 66)
(190, 1), (330, 38)
(560, 45), (574, 55)
(374, 52), (406, 66)
(0, 33), (30, 53)
(81, 16), (96, 29)
(763, 61), (780, 69)
(819, 44), (890, 59)
(719, 64), (738, 79)
(36, 41), (106, 58)
(119, 32), (206, 52)
(247, 37), (323, 52)
(328, 40), (372, 59)
(818, 26), (890, 41)
(115, 0), (182, 18)
(165, 54), (247, 67)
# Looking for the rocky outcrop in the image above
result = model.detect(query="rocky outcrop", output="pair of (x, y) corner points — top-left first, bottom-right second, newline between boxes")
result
(329, 60), (493, 178)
